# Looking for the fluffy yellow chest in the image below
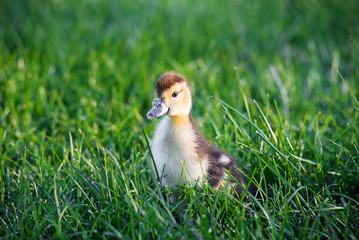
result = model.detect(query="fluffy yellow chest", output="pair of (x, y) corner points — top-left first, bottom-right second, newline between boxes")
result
(150, 116), (208, 186)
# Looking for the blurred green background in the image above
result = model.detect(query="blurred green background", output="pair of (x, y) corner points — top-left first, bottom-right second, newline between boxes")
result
(1, 0), (358, 150)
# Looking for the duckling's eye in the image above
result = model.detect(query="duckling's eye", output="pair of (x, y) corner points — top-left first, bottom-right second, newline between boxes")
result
(171, 91), (178, 98)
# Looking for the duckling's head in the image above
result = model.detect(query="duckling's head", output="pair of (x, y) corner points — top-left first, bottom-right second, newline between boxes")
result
(147, 72), (192, 120)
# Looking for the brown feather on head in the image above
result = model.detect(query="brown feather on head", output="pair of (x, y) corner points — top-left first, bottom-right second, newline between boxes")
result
(155, 72), (186, 96)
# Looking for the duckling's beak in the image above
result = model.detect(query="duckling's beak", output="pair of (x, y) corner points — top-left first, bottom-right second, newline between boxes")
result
(146, 98), (170, 120)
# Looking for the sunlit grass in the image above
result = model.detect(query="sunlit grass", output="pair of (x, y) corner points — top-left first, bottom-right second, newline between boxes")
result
(1, 0), (358, 238)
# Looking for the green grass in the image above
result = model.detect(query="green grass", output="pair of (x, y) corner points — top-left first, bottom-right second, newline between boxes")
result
(1, 0), (359, 239)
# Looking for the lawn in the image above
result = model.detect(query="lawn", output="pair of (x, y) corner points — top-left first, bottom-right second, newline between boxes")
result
(1, 0), (359, 239)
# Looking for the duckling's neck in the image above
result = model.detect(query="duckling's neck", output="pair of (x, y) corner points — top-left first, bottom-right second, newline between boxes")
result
(170, 115), (191, 126)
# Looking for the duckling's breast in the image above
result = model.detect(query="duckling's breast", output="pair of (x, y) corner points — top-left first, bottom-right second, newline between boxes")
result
(151, 116), (208, 186)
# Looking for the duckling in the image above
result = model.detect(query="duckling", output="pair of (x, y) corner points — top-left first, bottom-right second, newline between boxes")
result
(146, 72), (248, 196)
